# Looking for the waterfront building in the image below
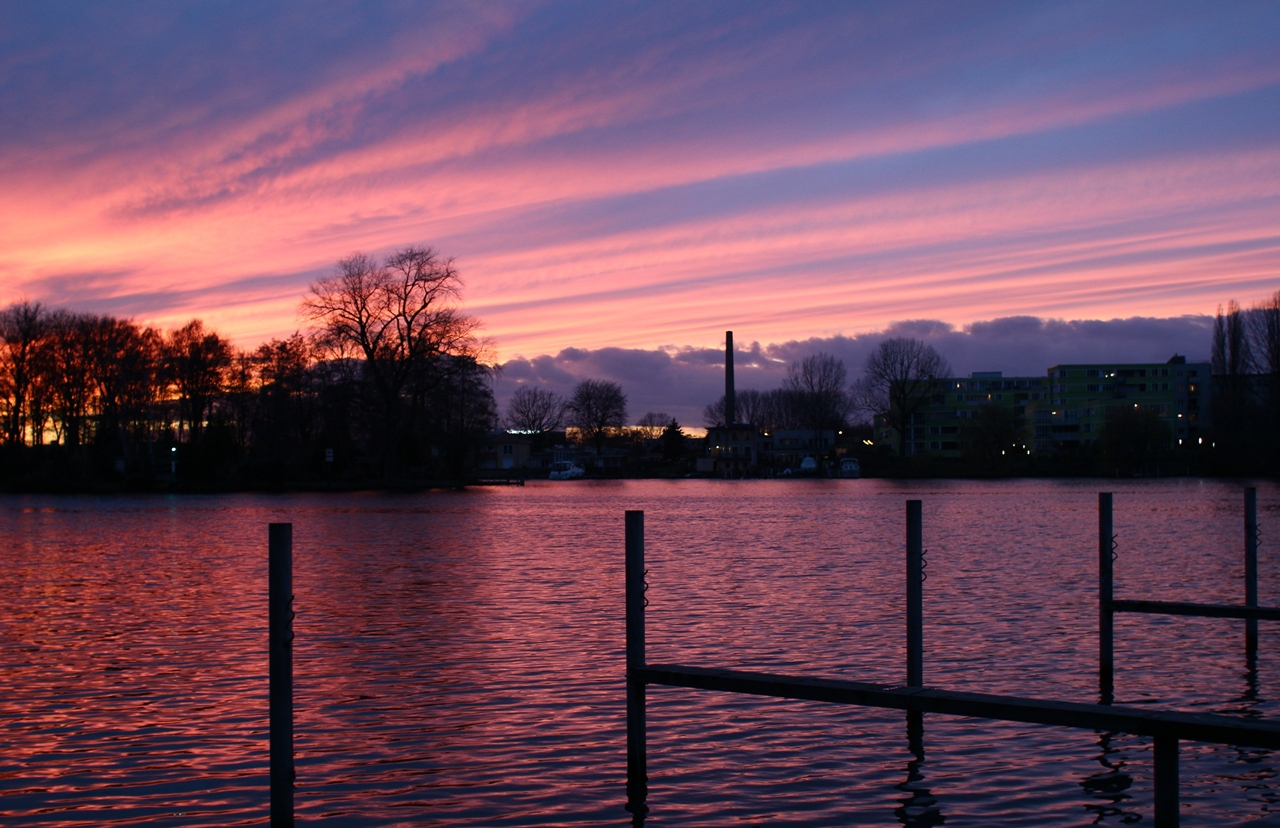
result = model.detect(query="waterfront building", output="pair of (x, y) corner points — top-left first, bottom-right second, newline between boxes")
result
(875, 372), (1046, 458)
(1039, 356), (1209, 453)
(706, 423), (762, 474)
(478, 430), (533, 470)
(762, 428), (837, 468)
(873, 356), (1210, 458)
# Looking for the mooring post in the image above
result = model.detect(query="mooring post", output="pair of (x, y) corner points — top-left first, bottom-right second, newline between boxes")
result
(1246, 487), (1259, 654)
(269, 523), (294, 828)
(624, 510), (648, 817)
(1153, 732), (1179, 827)
(906, 500), (925, 740)
(1099, 493), (1114, 699)
(906, 500), (923, 688)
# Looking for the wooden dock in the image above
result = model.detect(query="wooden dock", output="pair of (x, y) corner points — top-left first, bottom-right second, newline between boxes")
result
(624, 489), (1273, 828)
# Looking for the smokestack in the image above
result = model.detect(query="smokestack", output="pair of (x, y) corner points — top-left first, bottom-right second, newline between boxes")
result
(725, 331), (736, 425)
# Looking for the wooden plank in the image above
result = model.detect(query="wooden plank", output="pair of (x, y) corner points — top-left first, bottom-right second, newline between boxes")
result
(1112, 599), (1280, 621)
(637, 664), (1280, 749)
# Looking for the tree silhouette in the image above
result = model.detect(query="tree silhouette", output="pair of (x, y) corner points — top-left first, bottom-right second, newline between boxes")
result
(784, 353), (850, 460)
(567, 379), (627, 459)
(506, 386), (566, 433)
(854, 338), (951, 457)
(164, 320), (231, 444)
(303, 246), (484, 477)
(0, 301), (46, 446)
(635, 411), (671, 440)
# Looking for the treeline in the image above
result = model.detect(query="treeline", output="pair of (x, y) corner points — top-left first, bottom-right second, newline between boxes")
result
(699, 292), (1280, 477)
(703, 353), (854, 436)
(1210, 293), (1280, 474)
(0, 247), (497, 490)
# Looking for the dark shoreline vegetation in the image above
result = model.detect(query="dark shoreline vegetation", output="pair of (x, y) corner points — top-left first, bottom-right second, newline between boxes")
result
(2, 244), (1278, 492)
(0, 247), (499, 494)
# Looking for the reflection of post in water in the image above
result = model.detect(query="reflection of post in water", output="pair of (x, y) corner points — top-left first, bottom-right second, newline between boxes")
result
(1081, 731), (1137, 823)
(1246, 487), (1259, 661)
(895, 710), (944, 826)
(1233, 644), (1265, 768)
(1244, 644), (1260, 705)
(897, 503), (944, 824)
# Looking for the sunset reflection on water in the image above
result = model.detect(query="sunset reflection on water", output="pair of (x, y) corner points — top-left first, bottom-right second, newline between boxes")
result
(1, 480), (1278, 826)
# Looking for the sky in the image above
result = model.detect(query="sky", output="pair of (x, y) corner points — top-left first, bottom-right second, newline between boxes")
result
(2, 2), (1278, 424)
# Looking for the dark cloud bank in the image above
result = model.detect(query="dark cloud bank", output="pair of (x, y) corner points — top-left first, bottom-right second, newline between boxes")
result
(495, 315), (1214, 427)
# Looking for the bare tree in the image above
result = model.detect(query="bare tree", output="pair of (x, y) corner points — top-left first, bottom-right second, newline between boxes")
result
(853, 337), (951, 457)
(43, 311), (98, 448)
(1212, 300), (1253, 376)
(164, 320), (232, 444)
(302, 246), (483, 476)
(0, 301), (46, 446)
(567, 379), (627, 458)
(87, 316), (159, 463)
(1249, 290), (1280, 464)
(702, 398), (724, 428)
(505, 386), (566, 432)
(1212, 300), (1256, 463)
(703, 389), (770, 427)
(785, 353), (850, 445)
(418, 355), (497, 479)
(1250, 291), (1280, 379)
(635, 411), (671, 440)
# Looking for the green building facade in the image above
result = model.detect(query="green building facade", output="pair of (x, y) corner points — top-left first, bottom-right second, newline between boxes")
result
(1036, 357), (1208, 454)
(875, 356), (1209, 458)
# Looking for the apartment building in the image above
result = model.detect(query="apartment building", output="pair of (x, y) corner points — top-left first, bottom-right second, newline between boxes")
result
(1037, 356), (1208, 453)
(876, 372), (1047, 457)
(874, 356), (1209, 458)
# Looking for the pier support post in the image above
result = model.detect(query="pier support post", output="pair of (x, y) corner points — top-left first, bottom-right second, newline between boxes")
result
(625, 511), (648, 819)
(907, 500), (923, 688)
(1153, 732), (1179, 827)
(1246, 487), (1259, 656)
(906, 500), (925, 739)
(269, 523), (294, 828)
(1099, 493), (1114, 701)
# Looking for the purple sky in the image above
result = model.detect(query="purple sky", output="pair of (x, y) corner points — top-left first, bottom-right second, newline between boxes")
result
(0, 2), (1276, 423)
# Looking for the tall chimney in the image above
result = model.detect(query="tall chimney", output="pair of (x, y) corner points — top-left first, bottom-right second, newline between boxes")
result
(725, 331), (736, 425)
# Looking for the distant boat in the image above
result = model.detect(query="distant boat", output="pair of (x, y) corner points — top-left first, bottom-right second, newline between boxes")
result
(548, 461), (585, 480)
(838, 457), (861, 479)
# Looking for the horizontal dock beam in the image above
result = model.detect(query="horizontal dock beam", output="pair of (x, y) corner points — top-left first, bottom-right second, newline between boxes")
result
(636, 663), (1280, 749)
(1112, 599), (1280, 621)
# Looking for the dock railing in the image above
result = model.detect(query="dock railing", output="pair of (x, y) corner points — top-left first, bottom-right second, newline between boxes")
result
(1101, 488), (1271, 697)
(624, 492), (1276, 828)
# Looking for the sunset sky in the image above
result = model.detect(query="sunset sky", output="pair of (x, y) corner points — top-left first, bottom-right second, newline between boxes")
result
(3, 2), (1279, 421)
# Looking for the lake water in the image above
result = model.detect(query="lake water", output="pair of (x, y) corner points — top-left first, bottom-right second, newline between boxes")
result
(2, 479), (1279, 826)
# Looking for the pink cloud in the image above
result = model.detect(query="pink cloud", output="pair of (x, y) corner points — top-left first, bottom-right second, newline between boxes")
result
(1, 4), (1278, 360)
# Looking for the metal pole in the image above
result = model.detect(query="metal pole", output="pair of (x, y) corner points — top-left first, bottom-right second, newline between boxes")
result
(1246, 487), (1258, 654)
(269, 523), (294, 828)
(1153, 732), (1179, 827)
(907, 500), (923, 688)
(1099, 493), (1114, 700)
(625, 511), (648, 818)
